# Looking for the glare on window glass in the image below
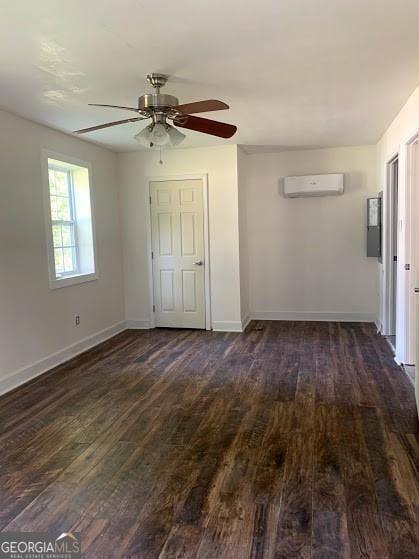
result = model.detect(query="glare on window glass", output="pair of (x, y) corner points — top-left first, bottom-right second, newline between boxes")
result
(56, 197), (70, 220)
(54, 171), (68, 196)
(52, 224), (62, 247)
(62, 225), (72, 246)
(63, 248), (74, 272)
(48, 170), (56, 194)
(54, 248), (64, 274)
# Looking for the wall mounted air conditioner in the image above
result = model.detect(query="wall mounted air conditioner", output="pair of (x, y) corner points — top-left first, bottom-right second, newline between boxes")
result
(283, 173), (344, 198)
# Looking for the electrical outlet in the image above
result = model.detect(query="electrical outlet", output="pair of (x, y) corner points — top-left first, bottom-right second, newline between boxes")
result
(75, 315), (80, 326)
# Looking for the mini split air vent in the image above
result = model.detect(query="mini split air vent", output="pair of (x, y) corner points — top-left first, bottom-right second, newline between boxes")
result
(283, 173), (344, 198)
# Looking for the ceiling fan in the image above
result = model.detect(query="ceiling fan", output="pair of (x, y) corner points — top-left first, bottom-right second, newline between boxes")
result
(73, 73), (237, 148)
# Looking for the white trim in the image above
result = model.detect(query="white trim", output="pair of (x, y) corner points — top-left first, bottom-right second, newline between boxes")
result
(250, 311), (376, 322)
(145, 182), (156, 328)
(202, 176), (212, 331)
(212, 321), (244, 332)
(379, 127), (419, 365)
(382, 153), (399, 336)
(393, 353), (402, 366)
(41, 149), (99, 290)
(241, 313), (251, 331)
(47, 272), (98, 290)
(125, 320), (153, 329)
(404, 133), (419, 364)
(145, 173), (212, 330)
(0, 322), (126, 396)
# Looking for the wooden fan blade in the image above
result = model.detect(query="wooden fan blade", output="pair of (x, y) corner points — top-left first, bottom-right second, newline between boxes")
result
(73, 117), (143, 134)
(173, 99), (229, 115)
(88, 103), (140, 113)
(173, 115), (237, 138)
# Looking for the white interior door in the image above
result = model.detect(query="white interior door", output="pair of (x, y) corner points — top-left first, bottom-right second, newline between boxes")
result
(413, 139), (419, 414)
(150, 179), (206, 329)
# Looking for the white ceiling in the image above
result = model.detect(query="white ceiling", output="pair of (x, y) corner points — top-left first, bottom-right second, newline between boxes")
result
(1, 0), (419, 152)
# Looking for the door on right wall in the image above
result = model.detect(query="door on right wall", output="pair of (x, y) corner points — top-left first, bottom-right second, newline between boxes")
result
(413, 138), (419, 414)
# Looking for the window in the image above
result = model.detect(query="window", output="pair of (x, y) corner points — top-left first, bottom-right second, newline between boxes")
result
(43, 153), (97, 288)
(49, 167), (78, 276)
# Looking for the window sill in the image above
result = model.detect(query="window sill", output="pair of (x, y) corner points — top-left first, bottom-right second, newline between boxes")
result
(49, 272), (98, 290)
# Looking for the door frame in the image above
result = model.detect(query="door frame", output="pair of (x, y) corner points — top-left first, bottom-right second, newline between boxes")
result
(145, 173), (212, 330)
(404, 132), (419, 363)
(383, 132), (419, 364)
(383, 154), (399, 338)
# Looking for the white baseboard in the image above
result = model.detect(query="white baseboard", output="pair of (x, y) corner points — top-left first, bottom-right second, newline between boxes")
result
(212, 321), (244, 332)
(0, 321), (126, 396)
(125, 320), (153, 329)
(250, 311), (376, 322)
(241, 314), (251, 331)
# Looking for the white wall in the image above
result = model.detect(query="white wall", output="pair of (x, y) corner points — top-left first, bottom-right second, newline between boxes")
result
(0, 110), (124, 394)
(241, 145), (378, 321)
(117, 145), (243, 331)
(3, 88), (416, 395)
(237, 146), (250, 325)
(376, 84), (419, 364)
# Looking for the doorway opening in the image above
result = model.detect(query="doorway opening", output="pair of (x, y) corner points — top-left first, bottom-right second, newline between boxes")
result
(385, 155), (399, 351)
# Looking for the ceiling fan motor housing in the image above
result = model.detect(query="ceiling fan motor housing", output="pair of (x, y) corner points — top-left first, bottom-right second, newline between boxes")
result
(138, 93), (179, 111)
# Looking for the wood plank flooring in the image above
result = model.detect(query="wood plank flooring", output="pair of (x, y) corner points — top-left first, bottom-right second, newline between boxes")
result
(0, 321), (418, 558)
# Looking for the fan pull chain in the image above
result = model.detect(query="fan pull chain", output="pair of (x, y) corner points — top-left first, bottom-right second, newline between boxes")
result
(159, 147), (163, 165)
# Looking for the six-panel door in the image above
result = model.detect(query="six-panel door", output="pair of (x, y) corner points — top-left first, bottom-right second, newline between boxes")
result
(150, 179), (206, 329)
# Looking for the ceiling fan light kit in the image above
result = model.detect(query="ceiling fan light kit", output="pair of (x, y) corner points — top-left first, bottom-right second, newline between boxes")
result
(73, 73), (237, 153)
(134, 121), (186, 148)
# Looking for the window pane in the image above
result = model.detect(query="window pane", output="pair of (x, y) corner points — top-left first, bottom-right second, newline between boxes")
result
(48, 170), (57, 194)
(55, 171), (69, 196)
(57, 196), (71, 220)
(52, 224), (62, 247)
(54, 248), (64, 274)
(63, 247), (76, 272)
(50, 195), (58, 220)
(61, 224), (73, 246)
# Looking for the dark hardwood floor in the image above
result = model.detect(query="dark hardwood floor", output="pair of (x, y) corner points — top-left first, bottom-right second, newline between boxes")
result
(0, 321), (418, 558)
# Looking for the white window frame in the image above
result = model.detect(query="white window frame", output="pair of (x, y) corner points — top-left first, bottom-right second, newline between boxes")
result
(42, 150), (98, 289)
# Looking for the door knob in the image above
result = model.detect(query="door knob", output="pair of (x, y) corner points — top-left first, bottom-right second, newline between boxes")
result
(415, 288), (419, 293)
(194, 260), (204, 266)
